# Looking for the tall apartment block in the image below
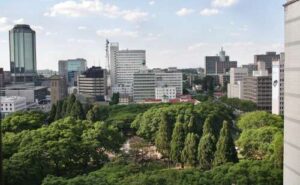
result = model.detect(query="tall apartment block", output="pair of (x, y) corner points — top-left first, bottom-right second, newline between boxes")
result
(227, 68), (248, 99)
(58, 58), (87, 87)
(108, 42), (146, 96)
(284, 0), (300, 183)
(272, 53), (285, 115)
(133, 70), (156, 103)
(78, 66), (107, 101)
(242, 62), (272, 112)
(9, 24), (37, 83)
(205, 48), (237, 76)
(254, 52), (280, 74)
(50, 75), (67, 104)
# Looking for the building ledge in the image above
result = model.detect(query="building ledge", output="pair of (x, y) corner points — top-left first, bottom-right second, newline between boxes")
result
(284, 0), (300, 7)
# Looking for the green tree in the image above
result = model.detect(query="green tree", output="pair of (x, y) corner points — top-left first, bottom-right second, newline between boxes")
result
(48, 104), (57, 123)
(181, 133), (199, 167)
(213, 121), (238, 167)
(61, 100), (68, 117)
(110, 93), (120, 105)
(170, 117), (186, 168)
(198, 116), (217, 170)
(70, 100), (85, 120)
(155, 112), (172, 158)
(270, 132), (283, 168)
(54, 100), (63, 120)
(66, 94), (76, 115)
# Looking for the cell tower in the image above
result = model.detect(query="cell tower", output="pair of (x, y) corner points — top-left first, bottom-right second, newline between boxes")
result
(106, 39), (110, 72)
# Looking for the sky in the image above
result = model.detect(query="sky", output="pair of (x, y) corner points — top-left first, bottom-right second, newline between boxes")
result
(0, 0), (285, 71)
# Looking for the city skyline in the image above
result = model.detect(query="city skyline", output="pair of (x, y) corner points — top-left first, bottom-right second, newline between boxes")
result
(0, 0), (284, 71)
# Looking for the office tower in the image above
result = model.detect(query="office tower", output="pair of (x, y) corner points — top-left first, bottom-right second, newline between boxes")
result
(58, 58), (87, 86)
(242, 64), (257, 76)
(108, 42), (146, 95)
(133, 70), (156, 102)
(78, 66), (107, 101)
(284, 0), (300, 184)
(218, 74), (230, 87)
(50, 75), (67, 104)
(272, 53), (285, 115)
(9, 24), (37, 83)
(242, 63), (272, 112)
(227, 68), (248, 99)
(254, 52), (280, 74)
(205, 48), (237, 76)
(154, 70), (183, 95)
(0, 96), (26, 117)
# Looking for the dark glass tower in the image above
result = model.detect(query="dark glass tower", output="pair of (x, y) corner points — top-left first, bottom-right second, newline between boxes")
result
(9, 24), (37, 83)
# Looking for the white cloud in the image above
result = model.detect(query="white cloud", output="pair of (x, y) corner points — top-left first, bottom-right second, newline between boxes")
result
(78, 26), (87, 30)
(176, 8), (194, 16)
(0, 17), (12, 32)
(96, 28), (138, 38)
(149, 1), (155, 5)
(68, 38), (95, 43)
(31, 25), (44, 32)
(188, 43), (208, 51)
(212, 0), (238, 7)
(200, 8), (219, 16)
(45, 0), (149, 22)
(13, 18), (24, 24)
(45, 31), (58, 36)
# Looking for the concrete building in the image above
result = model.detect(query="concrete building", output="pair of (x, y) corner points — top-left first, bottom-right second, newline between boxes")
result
(0, 96), (27, 117)
(218, 74), (230, 87)
(155, 87), (177, 100)
(0, 68), (4, 88)
(4, 84), (48, 104)
(58, 58), (87, 86)
(227, 68), (248, 99)
(108, 42), (146, 95)
(254, 52), (280, 74)
(78, 66), (107, 101)
(205, 48), (237, 75)
(133, 70), (156, 103)
(272, 53), (285, 115)
(242, 63), (272, 112)
(154, 71), (183, 95)
(242, 64), (257, 76)
(284, 0), (300, 183)
(50, 75), (67, 104)
(10, 24), (37, 83)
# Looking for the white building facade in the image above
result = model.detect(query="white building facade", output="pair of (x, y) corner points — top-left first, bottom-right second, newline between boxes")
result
(155, 72), (183, 95)
(155, 87), (177, 100)
(227, 68), (248, 99)
(133, 70), (156, 103)
(0, 96), (26, 116)
(272, 54), (284, 115)
(284, 0), (300, 184)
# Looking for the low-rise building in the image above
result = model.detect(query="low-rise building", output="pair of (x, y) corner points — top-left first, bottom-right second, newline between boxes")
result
(0, 96), (27, 117)
(155, 87), (177, 100)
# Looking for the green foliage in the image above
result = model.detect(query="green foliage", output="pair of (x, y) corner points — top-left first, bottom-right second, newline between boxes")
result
(237, 111), (283, 130)
(110, 93), (120, 105)
(198, 116), (217, 170)
(3, 117), (124, 185)
(271, 133), (283, 168)
(66, 94), (76, 115)
(2, 111), (47, 133)
(55, 100), (63, 120)
(170, 119), (186, 167)
(48, 104), (57, 123)
(70, 100), (85, 119)
(213, 121), (238, 167)
(155, 112), (173, 157)
(220, 97), (257, 112)
(181, 133), (199, 167)
(237, 126), (282, 160)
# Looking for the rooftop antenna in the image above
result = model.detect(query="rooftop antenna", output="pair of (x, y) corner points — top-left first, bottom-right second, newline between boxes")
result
(105, 39), (110, 71)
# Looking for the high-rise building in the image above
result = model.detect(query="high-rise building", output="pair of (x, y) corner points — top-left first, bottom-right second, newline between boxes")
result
(154, 70), (183, 95)
(9, 24), (37, 83)
(284, 0), (300, 183)
(78, 66), (107, 101)
(50, 75), (67, 104)
(205, 48), (237, 76)
(133, 70), (156, 103)
(0, 68), (4, 88)
(227, 68), (248, 99)
(272, 53), (285, 115)
(254, 52), (280, 74)
(242, 63), (272, 112)
(242, 64), (257, 76)
(58, 58), (87, 86)
(108, 42), (146, 96)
